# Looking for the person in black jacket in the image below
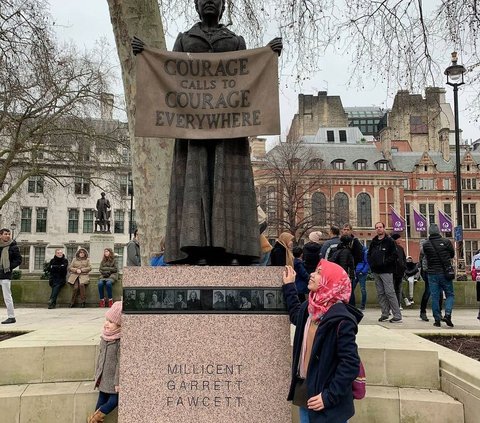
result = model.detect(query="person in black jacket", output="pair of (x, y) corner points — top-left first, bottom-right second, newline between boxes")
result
(329, 235), (356, 305)
(367, 222), (402, 323)
(47, 249), (68, 309)
(341, 224), (363, 267)
(422, 223), (455, 327)
(282, 260), (362, 423)
(391, 233), (407, 308)
(0, 228), (22, 324)
(303, 231), (323, 274)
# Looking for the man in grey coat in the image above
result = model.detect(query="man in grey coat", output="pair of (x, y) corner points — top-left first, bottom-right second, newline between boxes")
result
(126, 230), (141, 266)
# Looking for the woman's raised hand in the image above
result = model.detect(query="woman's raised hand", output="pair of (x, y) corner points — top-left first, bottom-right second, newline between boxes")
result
(283, 265), (296, 284)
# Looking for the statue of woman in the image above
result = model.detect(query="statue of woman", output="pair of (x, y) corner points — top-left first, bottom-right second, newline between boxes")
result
(133, 0), (282, 265)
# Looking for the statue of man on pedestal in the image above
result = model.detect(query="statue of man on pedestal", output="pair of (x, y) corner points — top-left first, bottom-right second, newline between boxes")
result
(95, 192), (111, 232)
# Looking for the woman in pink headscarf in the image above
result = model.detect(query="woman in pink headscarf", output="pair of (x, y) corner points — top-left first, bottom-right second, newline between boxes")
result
(282, 259), (362, 423)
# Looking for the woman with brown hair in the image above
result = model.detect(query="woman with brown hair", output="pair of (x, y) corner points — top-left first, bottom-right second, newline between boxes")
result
(269, 232), (295, 267)
(98, 248), (118, 308)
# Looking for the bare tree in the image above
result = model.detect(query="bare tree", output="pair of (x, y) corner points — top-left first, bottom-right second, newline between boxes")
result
(0, 0), (124, 210)
(256, 141), (330, 240)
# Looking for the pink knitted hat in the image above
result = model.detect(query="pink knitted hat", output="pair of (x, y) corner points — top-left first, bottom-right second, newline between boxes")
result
(105, 301), (122, 326)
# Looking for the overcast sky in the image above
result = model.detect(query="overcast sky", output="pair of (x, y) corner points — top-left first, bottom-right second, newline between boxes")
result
(48, 0), (479, 145)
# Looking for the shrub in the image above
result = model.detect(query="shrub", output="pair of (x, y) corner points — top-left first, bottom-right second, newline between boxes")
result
(11, 270), (22, 280)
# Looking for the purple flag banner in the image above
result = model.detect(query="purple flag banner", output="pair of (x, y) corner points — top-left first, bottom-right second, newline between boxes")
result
(438, 209), (453, 232)
(413, 208), (427, 232)
(390, 207), (405, 231)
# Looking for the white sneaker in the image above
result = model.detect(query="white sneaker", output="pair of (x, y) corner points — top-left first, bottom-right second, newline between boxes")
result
(404, 298), (411, 307)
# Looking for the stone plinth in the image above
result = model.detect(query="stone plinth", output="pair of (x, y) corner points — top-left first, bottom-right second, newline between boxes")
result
(120, 266), (292, 423)
(89, 233), (115, 272)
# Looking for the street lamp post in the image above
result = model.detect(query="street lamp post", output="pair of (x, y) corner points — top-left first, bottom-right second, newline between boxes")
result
(445, 51), (466, 279)
(128, 173), (134, 240)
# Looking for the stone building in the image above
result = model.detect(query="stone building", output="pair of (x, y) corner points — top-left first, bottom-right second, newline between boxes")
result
(0, 113), (135, 273)
(254, 88), (480, 266)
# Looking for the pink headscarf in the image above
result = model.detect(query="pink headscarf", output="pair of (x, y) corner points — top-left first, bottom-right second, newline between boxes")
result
(308, 259), (352, 323)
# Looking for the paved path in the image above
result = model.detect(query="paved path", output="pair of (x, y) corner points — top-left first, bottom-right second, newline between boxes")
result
(1, 306), (479, 348)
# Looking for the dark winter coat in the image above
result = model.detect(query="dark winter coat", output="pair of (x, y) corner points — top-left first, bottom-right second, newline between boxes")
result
(294, 257), (310, 295)
(319, 237), (340, 260)
(367, 235), (397, 274)
(422, 234), (455, 274)
(164, 23), (259, 263)
(393, 243), (406, 278)
(98, 259), (118, 282)
(95, 338), (120, 394)
(48, 255), (68, 286)
(0, 240), (22, 280)
(330, 246), (355, 280)
(405, 261), (419, 277)
(303, 242), (322, 274)
(349, 237), (364, 267)
(270, 242), (288, 266)
(283, 283), (362, 423)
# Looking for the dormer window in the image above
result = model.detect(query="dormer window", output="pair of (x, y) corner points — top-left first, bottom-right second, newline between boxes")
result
(354, 160), (367, 171)
(332, 159), (345, 170)
(309, 158), (323, 169)
(376, 160), (389, 171)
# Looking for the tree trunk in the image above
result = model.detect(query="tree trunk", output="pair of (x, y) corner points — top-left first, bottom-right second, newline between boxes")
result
(106, 0), (174, 265)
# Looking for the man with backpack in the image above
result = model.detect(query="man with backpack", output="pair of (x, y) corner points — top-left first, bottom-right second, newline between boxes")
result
(319, 225), (340, 260)
(329, 235), (356, 304)
(368, 222), (402, 323)
(470, 249), (480, 320)
(422, 223), (455, 327)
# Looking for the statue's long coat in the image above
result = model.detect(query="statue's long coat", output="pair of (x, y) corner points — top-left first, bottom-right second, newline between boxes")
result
(164, 23), (260, 263)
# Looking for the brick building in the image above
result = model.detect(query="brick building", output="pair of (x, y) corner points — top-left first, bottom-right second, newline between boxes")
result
(254, 88), (480, 266)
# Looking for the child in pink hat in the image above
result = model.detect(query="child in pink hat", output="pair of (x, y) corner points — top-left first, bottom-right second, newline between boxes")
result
(88, 301), (122, 423)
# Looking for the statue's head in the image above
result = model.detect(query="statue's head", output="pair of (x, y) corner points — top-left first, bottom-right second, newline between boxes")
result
(195, 0), (225, 21)
(101, 192), (106, 197)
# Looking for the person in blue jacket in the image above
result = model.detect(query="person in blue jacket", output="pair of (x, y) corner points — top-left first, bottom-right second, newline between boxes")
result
(353, 246), (370, 311)
(293, 246), (310, 302)
(282, 259), (362, 423)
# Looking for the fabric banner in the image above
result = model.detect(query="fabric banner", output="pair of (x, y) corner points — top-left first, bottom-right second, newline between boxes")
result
(413, 208), (427, 232)
(135, 46), (280, 139)
(390, 206), (405, 231)
(438, 209), (453, 232)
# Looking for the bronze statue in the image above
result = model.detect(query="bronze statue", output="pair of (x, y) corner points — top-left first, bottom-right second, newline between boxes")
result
(133, 0), (282, 265)
(95, 192), (111, 232)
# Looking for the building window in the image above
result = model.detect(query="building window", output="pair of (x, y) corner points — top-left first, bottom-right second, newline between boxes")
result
(419, 203), (435, 237)
(121, 147), (131, 164)
(339, 130), (347, 142)
(18, 245), (30, 270)
(461, 178), (477, 190)
(410, 115), (428, 134)
(34, 246), (46, 271)
(258, 185), (267, 212)
(334, 192), (349, 226)
(68, 209), (79, 233)
(405, 203), (411, 237)
(83, 209), (95, 233)
(114, 245), (124, 269)
(443, 179), (451, 190)
(463, 203), (477, 229)
(27, 176), (44, 193)
(114, 210), (125, 234)
(465, 240), (479, 267)
(327, 130), (335, 142)
(66, 246), (78, 261)
(418, 179), (435, 190)
(376, 161), (389, 171)
(357, 193), (372, 228)
(21, 207), (32, 233)
(403, 179), (410, 189)
(309, 158), (322, 169)
(311, 192), (326, 226)
(36, 208), (47, 233)
(354, 161), (367, 171)
(120, 174), (133, 197)
(332, 160), (345, 170)
(267, 186), (276, 222)
(74, 175), (90, 195)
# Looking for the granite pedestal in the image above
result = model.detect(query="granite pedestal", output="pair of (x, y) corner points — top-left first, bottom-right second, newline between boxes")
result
(120, 266), (292, 423)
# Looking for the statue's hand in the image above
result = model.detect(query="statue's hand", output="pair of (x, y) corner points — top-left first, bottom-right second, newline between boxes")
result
(132, 36), (145, 56)
(268, 37), (283, 56)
